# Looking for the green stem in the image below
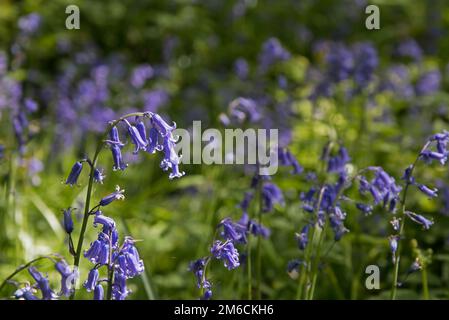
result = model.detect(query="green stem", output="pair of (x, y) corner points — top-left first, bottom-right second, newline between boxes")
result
(307, 222), (327, 300)
(70, 112), (148, 300)
(256, 180), (263, 300)
(390, 141), (430, 300)
(106, 231), (114, 300)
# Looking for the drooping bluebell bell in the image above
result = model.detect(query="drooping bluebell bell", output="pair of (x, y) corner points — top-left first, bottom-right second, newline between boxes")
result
(240, 191), (254, 213)
(278, 148), (303, 174)
(189, 258), (207, 289)
(99, 185), (125, 206)
(14, 285), (39, 300)
(356, 203), (373, 215)
(83, 268), (99, 292)
(327, 147), (350, 173)
(295, 224), (310, 250)
(210, 240), (240, 270)
(130, 64), (153, 88)
(417, 184), (438, 198)
(124, 119), (148, 154)
(94, 168), (105, 184)
(261, 182), (284, 212)
(160, 135), (185, 179)
(249, 219), (271, 238)
(65, 161), (83, 186)
(219, 217), (247, 244)
(420, 150), (447, 165)
(147, 127), (162, 154)
(286, 259), (303, 279)
(112, 271), (130, 300)
(117, 237), (145, 278)
(329, 206), (349, 241)
(150, 113), (176, 137)
(93, 211), (116, 230)
(55, 260), (76, 297)
(389, 235), (400, 263)
(94, 284), (104, 300)
(415, 70), (441, 96)
(84, 232), (110, 265)
(108, 126), (125, 148)
(110, 144), (128, 171)
(405, 211), (434, 229)
(258, 38), (291, 73)
(28, 266), (55, 300)
(62, 207), (75, 234)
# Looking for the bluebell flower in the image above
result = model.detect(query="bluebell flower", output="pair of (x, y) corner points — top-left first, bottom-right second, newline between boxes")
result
(417, 184), (438, 198)
(110, 144), (128, 171)
(390, 217), (401, 231)
(227, 98), (261, 124)
(295, 224), (310, 250)
(124, 119), (148, 154)
(147, 127), (162, 154)
(93, 211), (116, 230)
(395, 39), (422, 61)
(326, 43), (354, 82)
(150, 113), (176, 137)
(94, 168), (105, 184)
(240, 191), (254, 213)
(405, 211), (434, 229)
(18, 13), (41, 35)
(210, 240), (240, 270)
(108, 126), (125, 148)
(353, 42), (378, 88)
(94, 284), (104, 300)
(420, 150), (447, 165)
(389, 235), (399, 263)
(130, 64), (153, 88)
(189, 258), (207, 289)
(62, 207), (75, 234)
(65, 161), (83, 186)
(160, 136), (185, 179)
(219, 218), (247, 244)
(356, 203), (373, 215)
(14, 285), (39, 300)
(55, 260), (76, 297)
(258, 38), (291, 73)
(415, 70), (441, 96)
(329, 206), (349, 241)
(99, 185), (125, 206)
(287, 259), (303, 279)
(28, 266), (55, 300)
(84, 268), (99, 292)
(261, 182), (284, 212)
(234, 58), (249, 80)
(249, 220), (271, 238)
(279, 148), (303, 174)
(117, 237), (145, 278)
(327, 147), (350, 173)
(84, 232), (110, 265)
(136, 120), (147, 141)
(112, 271), (130, 300)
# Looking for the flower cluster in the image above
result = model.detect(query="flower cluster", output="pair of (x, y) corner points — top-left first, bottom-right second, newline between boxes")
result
(83, 192), (144, 300)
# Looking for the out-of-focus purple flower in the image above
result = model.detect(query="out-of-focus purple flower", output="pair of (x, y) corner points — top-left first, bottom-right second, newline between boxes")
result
(227, 97), (261, 125)
(295, 224), (310, 250)
(234, 58), (249, 79)
(287, 259), (303, 279)
(258, 38), (291, 73)
(415, 70), (441, 96)
(326, 43), (354, 82)
(327, 147), (350, 173)
(210, 240), (240, 270)
(353, 42), (378, 88)
(278, 148), (303, 174)
(329, 206), (349, 241)
(18, 13), (41, 35)
(395, 39), (422, 61)
(405, 211), (434, 229)
(130, 64), (153, 88)
(24, 98), (38, 112)
(261, 182), (284, 212)
(142, 89), (169, 113)
(390, 217), (401, 231)
(65, 161), (83, 186)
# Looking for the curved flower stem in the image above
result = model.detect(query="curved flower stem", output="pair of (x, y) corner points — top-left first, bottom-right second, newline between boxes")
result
(0, 255), (58, 292)
(390, 141), (430, 300)
(70, 112), (149, 300)
(307, 221), (328, 300)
